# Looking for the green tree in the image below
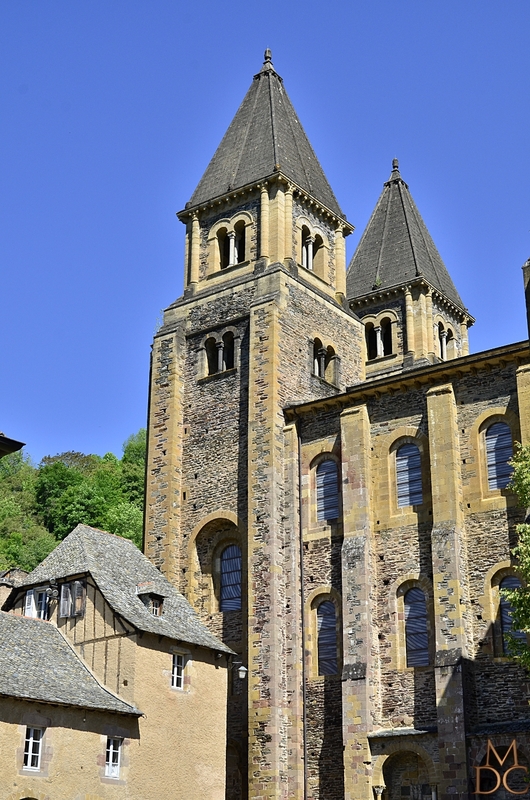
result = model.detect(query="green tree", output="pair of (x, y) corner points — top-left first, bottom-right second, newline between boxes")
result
(501, 444), (530, 666)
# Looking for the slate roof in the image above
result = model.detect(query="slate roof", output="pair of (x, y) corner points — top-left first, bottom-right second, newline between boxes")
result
(19, 524), (232, 654)
(188, 51), (343, 216)
(0, 611), (140, 715)
(346, 160), (465, 310)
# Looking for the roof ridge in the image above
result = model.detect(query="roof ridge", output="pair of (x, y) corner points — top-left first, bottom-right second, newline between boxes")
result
(406, 188), (446, 292)
(375, 185), (392, 287)
(397, 180), (420, 277)
(267, 73), (279, 169)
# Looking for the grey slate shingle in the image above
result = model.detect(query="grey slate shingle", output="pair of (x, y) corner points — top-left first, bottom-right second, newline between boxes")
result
(188, 54), (343, 216)
(19, 524), (232, 655)
(0, 611), (140, 715)
(346, 160), (465, 310)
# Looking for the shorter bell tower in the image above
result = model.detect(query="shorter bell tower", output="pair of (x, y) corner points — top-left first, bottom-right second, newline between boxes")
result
(347, 159), (474, 378)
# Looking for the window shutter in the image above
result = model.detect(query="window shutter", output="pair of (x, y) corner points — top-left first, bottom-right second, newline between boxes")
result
(24, 589), (35, 618)
(316, 460), (339, 521)
(404, 587), (429, 666)
(317, 601), (338, 675)
(396, 444), (423, 507)
(73, 580), (86, 617)
(59, 583), (71, 617)
(220, 545), (242, 611)
(486, 422), (513, 490)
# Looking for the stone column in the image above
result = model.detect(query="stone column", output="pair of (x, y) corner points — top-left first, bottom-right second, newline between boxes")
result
(439, 330), (447, 361)
(417, 289), (428, 358)
(228, 231), (236, 266)
(216, 341), (224, 372)
(260, 184), (270, 262)
(307, 236), (314, 271)
(426, 289), (435, 360)
(335, 226), (347, 299)
(190, 213), (200, 285)
(269, 183), (285, 264)
(340, 405), (376, 800)
(516, 364), (530, 445)
(459, 321), (469, 356)
(405, 287), (415, 357)
(375, 326), (383, 359)
(284, 186), (293, 264)
(426, 384), (469, 800)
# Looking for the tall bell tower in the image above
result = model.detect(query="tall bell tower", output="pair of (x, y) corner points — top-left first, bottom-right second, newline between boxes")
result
(144, 52), (365, 799)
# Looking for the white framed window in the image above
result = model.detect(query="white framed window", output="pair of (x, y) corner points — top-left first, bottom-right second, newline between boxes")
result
(105, 736), (122, 779)
(25, 588), (49, 620)
(171, 653), (184, 689)
(23, 726), (44, 770)
(59, 580), (86, 618)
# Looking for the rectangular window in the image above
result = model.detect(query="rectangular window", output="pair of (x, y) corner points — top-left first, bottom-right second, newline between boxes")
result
(105, 737), (122, 779)
(171, 653), (184, 689)
(59, 580), (86, 618)
(23, 727), (43, 770)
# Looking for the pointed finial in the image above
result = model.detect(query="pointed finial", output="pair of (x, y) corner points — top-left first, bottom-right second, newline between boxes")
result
(392, 158), (399, 171)
(264, 48), (272, 63)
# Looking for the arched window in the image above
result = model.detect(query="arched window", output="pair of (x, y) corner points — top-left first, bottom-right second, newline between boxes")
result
(381, 317), (392, 356)
(313, 233), (324, 276)
(205, 337), (219, 376)
(485, 422), (513, 490)
(446, 328), (456, 359)
(438, 322), (447, 360)
(396, 443), (423, 507)
(301, 226), (312, 270)
(500, 575), (526, 654)
(223, 331), (235, 370)
(313, 338), (323, 376)
(234, 220), (246, 263)
(218, 228), (230, 270)
(365, 323), (377, 361)
(316, 460), (340, 521)
(404, 587), (429, 666)
(324, 345), (337, 385)
(317, 600), (338, 675)
(220, 544), (242, 611)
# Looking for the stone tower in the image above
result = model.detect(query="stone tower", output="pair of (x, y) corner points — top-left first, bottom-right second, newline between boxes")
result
(144, 52), (365, 799)
(347, 159), (474, 378)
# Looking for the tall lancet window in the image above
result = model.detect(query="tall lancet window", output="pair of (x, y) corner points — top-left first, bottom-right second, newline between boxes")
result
(317, 600), (338, 675)
(220, 544), (242, 611)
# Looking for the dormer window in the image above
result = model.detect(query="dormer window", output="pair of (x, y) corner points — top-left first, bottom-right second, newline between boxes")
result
(25, 588), (49, 620)
(148, 595), (163, 616)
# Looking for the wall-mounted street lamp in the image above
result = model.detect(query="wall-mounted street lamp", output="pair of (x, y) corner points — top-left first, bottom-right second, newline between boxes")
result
(232, 661), (248, 680)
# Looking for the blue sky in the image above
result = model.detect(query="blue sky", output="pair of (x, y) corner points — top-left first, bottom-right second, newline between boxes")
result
(2, 1), (529, 462)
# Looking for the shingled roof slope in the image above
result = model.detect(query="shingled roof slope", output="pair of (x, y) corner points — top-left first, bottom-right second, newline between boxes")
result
(346, 160), (464, 309)
(188, 51), (343, 216)
(21, 525), (232, 654)
(0, 612), (140, 715)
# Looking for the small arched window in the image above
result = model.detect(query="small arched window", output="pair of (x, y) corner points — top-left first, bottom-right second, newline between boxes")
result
(205, 337), (219, 376)
(316, 460), (340, 522)
(301, 226), (312, 270)
(396, 443), (423, 507)
(313, 338), (323, 376)
(313, 234), (324, 276)
(446, 328), (456, 359)
(404, 587), (429, 666)
(223, 331), (235, 370)
(500, 575), (526, 654)
(485, 422), (513, 490)
(381, 318), (392, 356)
(317, 600), (338, 675)
(234, 220), (246, 264)
(365, 323), (377, 361)
(218, 228), (230, 270)
(220, 544), (242, 611)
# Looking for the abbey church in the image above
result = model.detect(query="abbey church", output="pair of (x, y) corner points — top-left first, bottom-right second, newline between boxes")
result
(145, 51), (530, 800)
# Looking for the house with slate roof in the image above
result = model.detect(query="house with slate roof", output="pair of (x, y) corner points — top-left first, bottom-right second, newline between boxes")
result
(143, 51), (530, 800)
(0, 523), (232, 800)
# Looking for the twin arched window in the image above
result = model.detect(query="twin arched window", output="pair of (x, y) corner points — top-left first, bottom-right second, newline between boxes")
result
(365, 318), (392, 361)
(205, 332), (235, 376)
(316, 460), (340, 522)
(485, 421), (513, 490)
(317, 600), (338, 675)
(404, 587), (430, 666)
(301, 226), (324, 274)
(217, 221), (246, 269)
(396, 443), (423, 507)
(220, 544), (242, 611)
(438, 322), (455, 361)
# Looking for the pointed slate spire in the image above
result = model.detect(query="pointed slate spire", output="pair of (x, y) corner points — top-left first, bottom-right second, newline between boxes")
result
(347, 160), (465, 309)
(187, 51), (343, 216)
